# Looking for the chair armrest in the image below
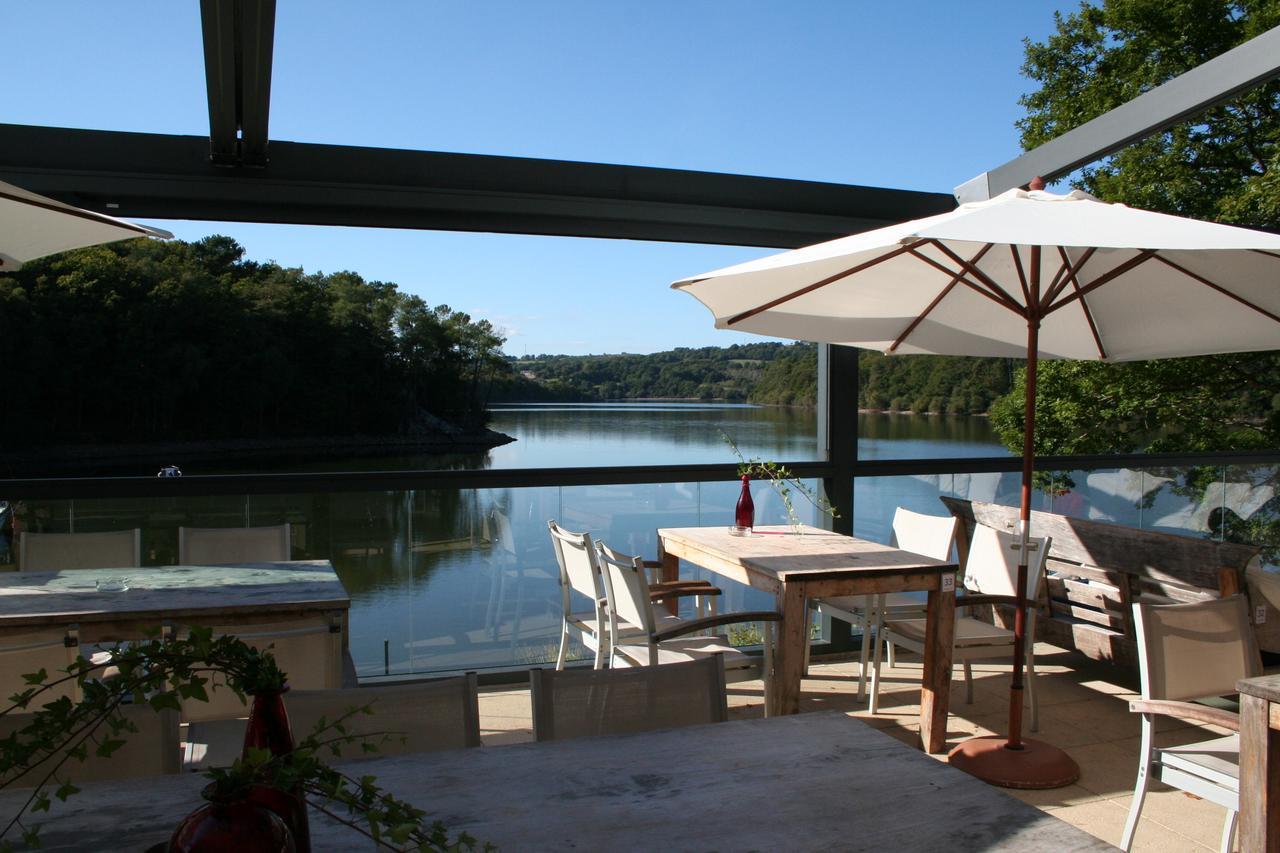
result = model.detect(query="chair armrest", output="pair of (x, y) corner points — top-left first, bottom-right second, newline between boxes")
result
(650, 585), (723, 603)
(956, 594), (1019, 609)
(651, 611), (781, 643)
(1128, 699), (1241, 731)
(651, 579), (720, 591)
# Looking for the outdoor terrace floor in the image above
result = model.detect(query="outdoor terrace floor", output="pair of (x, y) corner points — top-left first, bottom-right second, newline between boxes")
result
(475, 644), (1246, 852)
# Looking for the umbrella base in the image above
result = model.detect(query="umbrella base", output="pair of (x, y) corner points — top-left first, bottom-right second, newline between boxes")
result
(948, 736), (1080, 789)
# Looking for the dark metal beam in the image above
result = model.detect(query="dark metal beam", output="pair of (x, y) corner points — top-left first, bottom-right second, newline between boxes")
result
(0, 124), (954, 249)
(1, 449), (1275, 501)
(818, 344), (857, 535)
(200, 0), (276, 167)
(957, 23), (1280, 201)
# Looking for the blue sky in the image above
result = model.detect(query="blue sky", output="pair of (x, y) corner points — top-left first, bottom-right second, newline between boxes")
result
(6, 1), (1075, 355)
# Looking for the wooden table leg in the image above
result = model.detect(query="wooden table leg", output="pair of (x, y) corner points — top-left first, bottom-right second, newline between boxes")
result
(1239, 694), (1280, 852)
(919, 579), (956, 754)
(769, 582), (808, 717)
(658, 541), (680, 616)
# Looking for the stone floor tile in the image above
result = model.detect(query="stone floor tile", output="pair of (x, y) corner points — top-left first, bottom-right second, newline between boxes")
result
(1111, 789), (1236, 851)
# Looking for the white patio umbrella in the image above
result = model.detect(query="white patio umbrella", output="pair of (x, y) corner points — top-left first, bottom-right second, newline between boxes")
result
(673, 182), (1280, 788)
(0, 178), (171, 271)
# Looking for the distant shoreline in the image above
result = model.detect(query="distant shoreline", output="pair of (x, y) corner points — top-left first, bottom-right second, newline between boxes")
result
(0, 429), (515, 479)
(504, 397), (992, 417)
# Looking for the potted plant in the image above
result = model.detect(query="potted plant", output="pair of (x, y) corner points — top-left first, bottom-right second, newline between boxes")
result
(0, 628), (486, 852)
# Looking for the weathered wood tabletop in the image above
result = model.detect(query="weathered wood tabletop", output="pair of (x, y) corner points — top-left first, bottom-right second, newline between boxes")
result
(1236, 674), (1280, 852)
(658, 525), (958, 751)
(0, 711), (1114, 852)
(0, 561), (349, 642)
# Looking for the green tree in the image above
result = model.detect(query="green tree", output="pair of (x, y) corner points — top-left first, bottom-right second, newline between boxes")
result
(0, 237), (509, 451)
(1020, 0), (1280, 227)
(1005, 0), (1280, 555)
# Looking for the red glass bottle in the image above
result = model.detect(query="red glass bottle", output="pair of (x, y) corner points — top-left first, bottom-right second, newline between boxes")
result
(735, 474), (754, 530)
(169, 783), (296, 853)
(242, 689), (311, 853)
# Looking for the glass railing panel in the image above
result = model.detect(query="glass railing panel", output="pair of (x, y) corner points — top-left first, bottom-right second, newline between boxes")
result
(852, 464), (1279, 566)
(1220, 463), (1278, 568)
(852, 470), (1035, 544)
(7, 461), (1276, 680)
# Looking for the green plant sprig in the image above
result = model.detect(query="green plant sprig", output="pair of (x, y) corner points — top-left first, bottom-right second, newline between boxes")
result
(722, 432), (839, 528)
(0, 628), (485, 852)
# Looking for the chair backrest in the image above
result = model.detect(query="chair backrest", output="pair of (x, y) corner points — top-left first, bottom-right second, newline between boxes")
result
(529, 655), (728, 742)
(0, 704), (180, 786)
(596, 540), (656, 641)
(19, 529), (141, 571)
(0, 628), (80, 707)
(178, 523), (291, 564)
(287, 674), (480, 758)
(890, 507), (958, 563)
(962, 524), (1052, 601)
(547, 521), (603, 603)
(180, 616), (341, 722)
(1133, 595), (1262, 702)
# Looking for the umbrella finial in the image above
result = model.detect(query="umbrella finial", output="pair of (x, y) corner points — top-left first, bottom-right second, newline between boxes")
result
(1028, 176), (1046, 191)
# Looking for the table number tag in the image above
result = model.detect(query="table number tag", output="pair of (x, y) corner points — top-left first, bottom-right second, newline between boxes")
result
(1256, 605), (1268, 625)
(942, 574), (956, 593)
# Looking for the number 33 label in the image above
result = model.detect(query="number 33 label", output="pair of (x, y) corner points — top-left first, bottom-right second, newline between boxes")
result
(942, 574), (956, 592)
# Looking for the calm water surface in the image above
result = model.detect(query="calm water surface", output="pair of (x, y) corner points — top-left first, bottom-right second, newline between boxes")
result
(334, 403), (1010, 678)
(486, 403), (1005, 468)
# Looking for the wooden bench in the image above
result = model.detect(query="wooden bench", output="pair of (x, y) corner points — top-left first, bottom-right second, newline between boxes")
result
(940, 497), (1264, 668)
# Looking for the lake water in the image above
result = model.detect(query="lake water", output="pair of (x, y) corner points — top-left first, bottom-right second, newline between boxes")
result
(22, 402), (1263, 679)
(335, 403), (1013, 678)
(487, 402), (1006, 468)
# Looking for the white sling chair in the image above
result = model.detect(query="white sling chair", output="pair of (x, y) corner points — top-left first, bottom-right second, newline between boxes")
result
(868, 524), (1050, 729)
(530, 654), (728, 742)
(0, 627), (81, 707)
(0, 704), (180, 786)
(806, 507), (957, 697)
(548, 520), (719, 670)
(1121, 595), (1260, 853)
(178, 523), (291, 564)
(19, 529), (141, 571)
(597, 540), (778, 691)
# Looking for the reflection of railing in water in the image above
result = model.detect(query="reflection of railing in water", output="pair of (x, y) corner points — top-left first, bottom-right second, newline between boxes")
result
(2, 448), (1278, 681)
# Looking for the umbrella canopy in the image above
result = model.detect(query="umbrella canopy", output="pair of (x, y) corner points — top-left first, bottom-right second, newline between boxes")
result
(673, 185), (1280, 788)
(674, 187), (1280, 362)
(0, 179), (172, 272)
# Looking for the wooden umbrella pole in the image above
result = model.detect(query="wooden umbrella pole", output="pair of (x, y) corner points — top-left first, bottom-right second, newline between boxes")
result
(1007, 317), (1039, 751)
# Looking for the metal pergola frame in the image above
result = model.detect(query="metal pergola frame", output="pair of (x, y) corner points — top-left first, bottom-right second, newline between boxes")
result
(1, 3), (1277, 535)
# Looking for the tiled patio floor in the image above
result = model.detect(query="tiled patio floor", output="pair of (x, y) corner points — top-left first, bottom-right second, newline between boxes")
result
(476, 644), (1245, 852)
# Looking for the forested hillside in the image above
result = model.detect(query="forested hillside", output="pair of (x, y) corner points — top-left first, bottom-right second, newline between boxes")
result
(493, 342), (811, 403)
(0, 236), (510, 446)
(497, 342), (1014, 414)
(858, 352), (1014, 415)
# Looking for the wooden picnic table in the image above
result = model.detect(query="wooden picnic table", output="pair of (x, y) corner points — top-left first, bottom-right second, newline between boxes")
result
(0, 560), (349, 648)
(1236, 673), (1280, 852)
(658, 525), (958, 752)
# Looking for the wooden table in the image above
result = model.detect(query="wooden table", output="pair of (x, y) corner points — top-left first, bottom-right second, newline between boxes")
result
(0, 561), (349, 647)
(659, 525), (957, 752)
(1236, 673), (1280, 851)
(0, 711), (1114, 851)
